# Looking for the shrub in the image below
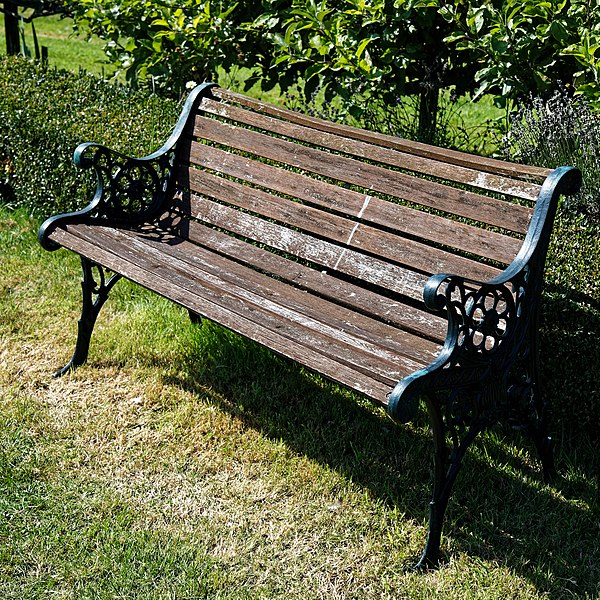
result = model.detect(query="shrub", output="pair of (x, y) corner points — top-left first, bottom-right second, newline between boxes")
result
(70, 0), (257, 98)
(503, 90), (600, 218)
(283, 85), (500, 154)
(0, 56), (179, 216)
(504, 91), (600, 438)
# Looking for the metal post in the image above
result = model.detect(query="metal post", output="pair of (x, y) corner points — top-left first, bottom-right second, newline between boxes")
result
(3, 1), (20, 55)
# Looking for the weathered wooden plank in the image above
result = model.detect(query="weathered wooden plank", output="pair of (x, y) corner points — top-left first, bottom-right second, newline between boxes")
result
(211, 87), (552, 182)
(199, 97), (542, 202)
(85, 226), (441, 369)
(51, 224), (430, 392)
(174, 192), (430, 301)
(156, 213), (448, 342)
(191, 117), (533, 233)
(178, 146), (524, 265)
(179, 168), (504, 283)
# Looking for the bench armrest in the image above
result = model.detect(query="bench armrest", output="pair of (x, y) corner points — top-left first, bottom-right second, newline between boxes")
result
(388, 165), (582, 423)
(39, 83), (216, 251)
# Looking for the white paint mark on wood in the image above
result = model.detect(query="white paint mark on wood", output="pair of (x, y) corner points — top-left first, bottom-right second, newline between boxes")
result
(333, 195), (372, 271)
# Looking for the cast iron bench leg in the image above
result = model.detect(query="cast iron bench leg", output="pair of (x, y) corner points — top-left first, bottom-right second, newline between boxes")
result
(54, 256), (121, 378)
(415, 391), (488, 570)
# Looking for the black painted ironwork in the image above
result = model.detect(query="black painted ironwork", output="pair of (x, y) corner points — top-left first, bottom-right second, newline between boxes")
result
(53, 257), (121, 377)
(39, 83), (218, 375)
(38, 82), (217, 251)
(388, 165), (582, 569)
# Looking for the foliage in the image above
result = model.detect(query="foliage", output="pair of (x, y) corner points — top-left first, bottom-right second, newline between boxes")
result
(503, 90), (600, 217)
(0, 56), (179, 215)
(439, 0), (600, 109)
(248, 0), (478, 141)
(284, 84), (501, 154)
(69, 0), (255, 97)
(65, 0), (600, 142)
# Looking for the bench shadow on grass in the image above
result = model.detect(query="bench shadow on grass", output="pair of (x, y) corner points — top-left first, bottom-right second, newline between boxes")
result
(155, 304), (599, 597)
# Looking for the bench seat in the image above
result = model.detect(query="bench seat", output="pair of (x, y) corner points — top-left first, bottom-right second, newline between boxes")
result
(51, 219), (444, 403)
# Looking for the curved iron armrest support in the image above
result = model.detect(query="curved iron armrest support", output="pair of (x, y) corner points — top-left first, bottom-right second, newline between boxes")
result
(39, 82), (217, 251)
(388, 165), (582, 424)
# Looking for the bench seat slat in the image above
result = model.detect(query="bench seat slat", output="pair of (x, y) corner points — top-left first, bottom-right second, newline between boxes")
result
(180, 146), (524, 265)
(157, 214), (447, 342)
(102, 225), (441, 367)
(192, 117), (534, 234)
(212, 87), (553, 182)
(200, 97), (542, 202)
(50, 224), (438, 400)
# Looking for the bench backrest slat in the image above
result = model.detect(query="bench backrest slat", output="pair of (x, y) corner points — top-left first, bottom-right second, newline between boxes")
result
(183, 142), (523, 265)
(173, 192), (430, 301)
(191, 115), (534, 234)
(178, 166), (503, 285)
(211, 88), (552, 182)
(200, 97), (543, 202)
(168, 88), (547, 315)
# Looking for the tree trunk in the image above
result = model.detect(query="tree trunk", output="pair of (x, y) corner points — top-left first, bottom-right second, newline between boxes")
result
(4, 1), (20, 55)
(417, 84), (440, 145)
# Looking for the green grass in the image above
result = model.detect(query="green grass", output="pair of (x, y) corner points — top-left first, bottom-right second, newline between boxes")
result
(0, 14), (112, 77)
(1, 207), (599, 598)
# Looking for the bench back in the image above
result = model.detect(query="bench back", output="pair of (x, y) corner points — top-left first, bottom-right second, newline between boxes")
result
(167, 86), (554, 314)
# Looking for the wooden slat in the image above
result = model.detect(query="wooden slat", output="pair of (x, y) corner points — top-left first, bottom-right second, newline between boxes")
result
(192, 117), (533, 234)
(179, 145), (523, 265)
(155, 214), (448, 343)
(200, 97), (542, 202)
(49, 224), (436, 402)
(175, 192), (429, 301)
(180, 168), (504, 283)
(85, 225), (440, 368)
(211, 87), (552, 182)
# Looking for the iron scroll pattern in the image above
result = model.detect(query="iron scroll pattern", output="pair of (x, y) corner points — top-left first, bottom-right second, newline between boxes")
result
(389, 267), (539, 427)
(74, 143), (177, 222)
(38, 82), (218, 252)
(37, 143), (177, 253)
(388, 267), (553, 569)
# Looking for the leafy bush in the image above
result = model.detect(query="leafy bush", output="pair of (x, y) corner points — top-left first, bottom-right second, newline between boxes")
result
(67, 0), (600, 143)
(284, 84), (500, 154)
(70, 0), (257, 97)
(503, 90), (600, 218)
(0, 56), (179, 215)
(439, 0), (600, 109)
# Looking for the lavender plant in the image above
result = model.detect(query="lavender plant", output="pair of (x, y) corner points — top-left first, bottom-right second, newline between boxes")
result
(503, 90), (600, 218)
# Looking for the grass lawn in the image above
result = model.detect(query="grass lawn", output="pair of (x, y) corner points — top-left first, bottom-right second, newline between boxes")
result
(0, 13), (112, 78)
(1, 207), (599, 598)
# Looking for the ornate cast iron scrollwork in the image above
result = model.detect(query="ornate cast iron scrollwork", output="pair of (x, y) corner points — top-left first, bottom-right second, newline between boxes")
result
(387, 166), (582, 569)
(38, 82), (217, 251)
(73, 143), (176, 222)
(54, 257), (121, 378)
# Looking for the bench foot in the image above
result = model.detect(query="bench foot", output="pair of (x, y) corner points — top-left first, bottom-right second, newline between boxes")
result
(188, 310), (203, 325)
(54, 257), (121, 378)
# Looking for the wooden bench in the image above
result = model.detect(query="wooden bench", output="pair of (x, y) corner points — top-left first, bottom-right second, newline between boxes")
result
(38, 83), (581, 568)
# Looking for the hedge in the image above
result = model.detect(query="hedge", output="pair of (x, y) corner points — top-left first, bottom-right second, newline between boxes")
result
(0, 56), (179, 216)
